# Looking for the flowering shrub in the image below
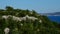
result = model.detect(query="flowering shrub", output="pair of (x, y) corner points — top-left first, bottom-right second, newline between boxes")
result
(0, 6), (60, 34)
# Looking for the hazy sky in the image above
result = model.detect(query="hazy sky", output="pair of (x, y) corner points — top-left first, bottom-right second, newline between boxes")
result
(0, 0), (60, 13)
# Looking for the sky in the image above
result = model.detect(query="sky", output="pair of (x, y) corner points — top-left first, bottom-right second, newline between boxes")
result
(0, 0), (60, 13)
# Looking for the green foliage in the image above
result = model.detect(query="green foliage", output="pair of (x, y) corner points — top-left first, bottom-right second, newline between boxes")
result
(0, 6), (60, 34)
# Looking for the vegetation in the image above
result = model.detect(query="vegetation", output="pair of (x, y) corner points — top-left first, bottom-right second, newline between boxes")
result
(0, 6), (60, 34)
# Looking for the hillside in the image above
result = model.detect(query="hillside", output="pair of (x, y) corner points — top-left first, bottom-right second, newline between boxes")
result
(0, 6), (60, 34)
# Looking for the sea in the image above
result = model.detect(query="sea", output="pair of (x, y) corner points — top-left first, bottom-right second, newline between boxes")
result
(47, 16), (60, 23)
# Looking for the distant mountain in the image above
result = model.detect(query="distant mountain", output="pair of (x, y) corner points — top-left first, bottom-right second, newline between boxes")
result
(40, 12), (60, 16)
(40, 12), (60, 23)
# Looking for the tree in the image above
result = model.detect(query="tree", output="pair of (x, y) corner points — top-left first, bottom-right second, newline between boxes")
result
(5, 6), (13, 11)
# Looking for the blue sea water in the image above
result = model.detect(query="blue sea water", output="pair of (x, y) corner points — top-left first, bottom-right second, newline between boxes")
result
(47, 16), (60, 23)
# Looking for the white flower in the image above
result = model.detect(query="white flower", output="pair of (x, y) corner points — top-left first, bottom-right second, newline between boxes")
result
(4, 28), (10, 34)
(20, 15), (29, 21)
(2, 15), (38, 22)
(2, 15), (12, 19)
(24, 15), (38, 21)
(16, 17), (22, 21)
(2, 15), (9, 19)
(20, 23), (23, 26)
(25, 15), (29, 18)
(39, 20), (42, 23)
(12, 16), (22, 21)
(20, 17), (26, 21)
(8, 15), (12, 17)
(28, 17), (38, 21)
